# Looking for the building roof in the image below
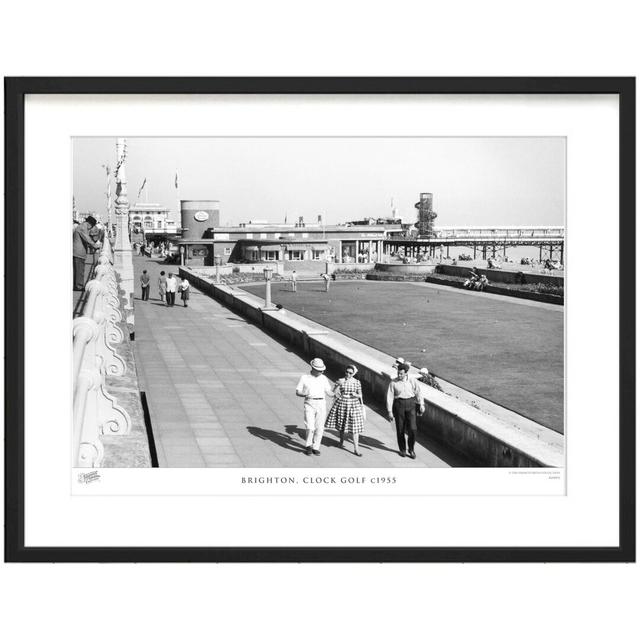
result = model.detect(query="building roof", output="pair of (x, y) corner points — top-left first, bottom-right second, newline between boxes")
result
(130, 202), (170, 213)
(211, 223), (401, 233)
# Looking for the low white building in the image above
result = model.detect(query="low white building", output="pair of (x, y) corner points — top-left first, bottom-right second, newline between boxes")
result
(129, 203), (179, 236)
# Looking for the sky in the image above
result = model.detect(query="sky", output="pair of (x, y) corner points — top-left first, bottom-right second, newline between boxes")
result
(73, 137), (565, 227)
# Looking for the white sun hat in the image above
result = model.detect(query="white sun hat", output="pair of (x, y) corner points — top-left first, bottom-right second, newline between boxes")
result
(310, 358), (326, 371)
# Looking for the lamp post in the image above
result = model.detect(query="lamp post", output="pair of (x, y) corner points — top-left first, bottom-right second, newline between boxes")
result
(214, 255), (221, 283)
(263, 266), (273, 309)
(114, 137), (131, 253)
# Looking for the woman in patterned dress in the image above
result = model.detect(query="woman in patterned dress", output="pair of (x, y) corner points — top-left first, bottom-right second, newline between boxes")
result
(325, 364), (366, 456)
(158, 271), (167, 302)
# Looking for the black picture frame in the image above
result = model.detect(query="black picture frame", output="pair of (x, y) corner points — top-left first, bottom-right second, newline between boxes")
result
(4, 76), (635, 562)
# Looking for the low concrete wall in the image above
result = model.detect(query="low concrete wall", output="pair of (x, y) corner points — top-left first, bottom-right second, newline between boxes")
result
(425, 275), (564, 305)
(191, 263), (285, 277)
(181, 266), (564, 468)
(436, 264), (564, 286)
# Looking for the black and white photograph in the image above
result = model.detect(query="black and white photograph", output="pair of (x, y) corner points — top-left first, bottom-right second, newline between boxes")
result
(72, 136), (565, 473)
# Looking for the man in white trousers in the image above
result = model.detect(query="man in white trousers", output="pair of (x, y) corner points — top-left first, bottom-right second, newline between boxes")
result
(295, 358), (334, 456)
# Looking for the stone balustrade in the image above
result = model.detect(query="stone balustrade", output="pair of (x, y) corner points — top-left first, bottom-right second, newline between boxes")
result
(73, 238), (132, 467)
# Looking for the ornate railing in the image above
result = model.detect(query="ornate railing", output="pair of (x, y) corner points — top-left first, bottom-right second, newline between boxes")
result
(433, 226), (565, 240)
(73, 238), (131, 467)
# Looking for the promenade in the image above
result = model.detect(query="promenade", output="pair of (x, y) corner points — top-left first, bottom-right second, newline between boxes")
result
(132, 256), (459, 468)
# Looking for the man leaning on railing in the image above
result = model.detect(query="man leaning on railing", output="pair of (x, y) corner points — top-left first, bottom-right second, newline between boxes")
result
(73, 215), (102, 291)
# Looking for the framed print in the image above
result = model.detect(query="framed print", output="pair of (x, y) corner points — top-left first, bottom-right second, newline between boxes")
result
(4, 77), (635, 562)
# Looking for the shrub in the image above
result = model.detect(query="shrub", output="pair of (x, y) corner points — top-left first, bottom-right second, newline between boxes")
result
(530, 282), (564, 295)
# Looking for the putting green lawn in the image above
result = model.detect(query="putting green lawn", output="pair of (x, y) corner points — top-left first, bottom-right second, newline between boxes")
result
(243, 280), (564, 433)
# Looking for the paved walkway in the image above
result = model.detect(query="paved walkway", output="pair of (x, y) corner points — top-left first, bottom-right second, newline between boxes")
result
(132, 256), (456, 468)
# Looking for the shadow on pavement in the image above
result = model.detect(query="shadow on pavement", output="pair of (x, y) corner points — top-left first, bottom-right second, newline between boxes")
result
(284, 424), (345, 450)
(356, 434), (398, 454)
(284, 424), (305, 440)
(247, 425), (308, 453)
(283, 423), (396, 454)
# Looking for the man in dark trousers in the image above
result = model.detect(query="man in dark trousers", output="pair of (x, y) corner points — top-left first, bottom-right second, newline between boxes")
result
(140, 270), (151, 300)
(386, 362), (425, 459)
(165, 272), (177, 306)
(73, 215), (101, 291)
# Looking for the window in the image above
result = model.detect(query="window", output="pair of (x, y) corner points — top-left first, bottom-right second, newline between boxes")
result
(302, 233), (309, 238)
(224, 247), (231, 256)
(245, 233), (253, 239)
(263, 251), (278, 261)
(289, 250), (304, 261)
(312, 250), (325, 260)
(215, 233), (229, 240)
(288, 233), (295, 237)
(260, 233), (267, 239)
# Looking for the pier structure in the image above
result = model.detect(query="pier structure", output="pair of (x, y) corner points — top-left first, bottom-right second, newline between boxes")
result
(386, 225), (565, 263)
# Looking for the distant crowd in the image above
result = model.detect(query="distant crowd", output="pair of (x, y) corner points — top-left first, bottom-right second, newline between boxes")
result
(140, 270), (190, 308)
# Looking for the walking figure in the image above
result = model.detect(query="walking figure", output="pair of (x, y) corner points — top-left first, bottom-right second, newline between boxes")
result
(140, 270), (150, 300)
(295, 358), (334, 456)
(165, 273), (177, 306)
(386, 362), (425, 459)
(158, 271), (167, 302)
(325, 364), (365, 456)
(179, 277), (190, 307)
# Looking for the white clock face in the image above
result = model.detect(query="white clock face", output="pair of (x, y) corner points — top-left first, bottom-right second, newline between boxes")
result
(194, 211), (209, 222)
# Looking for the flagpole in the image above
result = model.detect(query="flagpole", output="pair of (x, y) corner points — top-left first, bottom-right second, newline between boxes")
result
(107, 167), (112, 235)
(175, 169), (180, 228)
(101, 164), (112, 235)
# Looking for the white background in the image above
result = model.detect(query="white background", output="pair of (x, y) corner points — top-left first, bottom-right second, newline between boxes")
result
(1, 1), (638, 639)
